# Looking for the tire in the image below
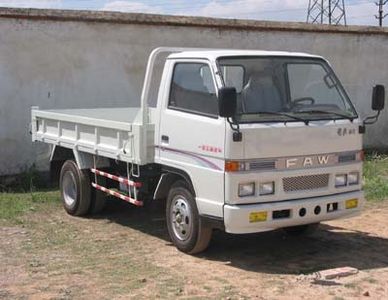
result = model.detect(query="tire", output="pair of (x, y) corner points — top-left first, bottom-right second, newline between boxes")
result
(166, 180), (212, 254)
(283, 223), (319, 236)
(59, 160), (91, 216)
(89, 176), (106, 214)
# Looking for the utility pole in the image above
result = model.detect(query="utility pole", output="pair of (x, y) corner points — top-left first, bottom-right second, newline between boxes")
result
(375, 0), (388, 27)
(307, 0), (347, 25)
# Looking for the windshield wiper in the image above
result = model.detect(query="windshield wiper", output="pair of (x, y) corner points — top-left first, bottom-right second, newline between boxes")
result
(297, 110), (356, 122)
(245, 111), (310, 125)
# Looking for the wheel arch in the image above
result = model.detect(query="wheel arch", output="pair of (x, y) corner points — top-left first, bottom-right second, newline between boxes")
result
(50, 146), (75, 185)
(153, 166), (196, 200)
(50, 146), (111, 169)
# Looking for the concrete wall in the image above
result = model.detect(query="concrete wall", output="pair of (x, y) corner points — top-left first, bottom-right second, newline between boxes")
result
(0, 8), (387, 176)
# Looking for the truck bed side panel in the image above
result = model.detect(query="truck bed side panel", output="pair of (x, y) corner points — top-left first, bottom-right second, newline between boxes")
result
(31, 107), (155, 165)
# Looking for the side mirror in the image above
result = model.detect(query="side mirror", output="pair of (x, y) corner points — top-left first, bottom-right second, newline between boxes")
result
(361, 84), (386, 132)
(218, 87), (237, 118)
(372, 85), (385, 111)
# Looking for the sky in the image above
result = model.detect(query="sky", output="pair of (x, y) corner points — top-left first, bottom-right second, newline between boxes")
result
(0, 0), (384, 26)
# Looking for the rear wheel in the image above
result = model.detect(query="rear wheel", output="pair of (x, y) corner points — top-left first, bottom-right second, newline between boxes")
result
(89, 176), (106, 214)
(166, 180), (212, 254)
(60, 160), (91, 216)
(283, 223), (319, 236)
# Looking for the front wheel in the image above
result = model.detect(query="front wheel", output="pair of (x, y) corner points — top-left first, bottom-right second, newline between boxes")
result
(166, 181), (212, 254)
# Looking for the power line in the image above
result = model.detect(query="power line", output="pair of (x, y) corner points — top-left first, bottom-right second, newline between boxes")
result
(307, 0), (347, 25)
(375, 0), (388, 26)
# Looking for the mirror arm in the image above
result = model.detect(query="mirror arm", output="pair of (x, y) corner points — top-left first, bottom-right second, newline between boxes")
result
(363, 110), (381, 125)
(227, 117), (242, 142)
(360, 110), (382, 133)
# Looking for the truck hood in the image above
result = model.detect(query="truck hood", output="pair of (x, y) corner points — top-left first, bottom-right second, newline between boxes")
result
(226, 120), (362, 160)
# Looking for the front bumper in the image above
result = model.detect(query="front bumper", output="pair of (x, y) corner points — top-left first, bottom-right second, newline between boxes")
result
(223, 190), (364, 234)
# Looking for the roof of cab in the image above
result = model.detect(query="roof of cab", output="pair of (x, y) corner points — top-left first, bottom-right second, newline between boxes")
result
(168, 49), (323, 60)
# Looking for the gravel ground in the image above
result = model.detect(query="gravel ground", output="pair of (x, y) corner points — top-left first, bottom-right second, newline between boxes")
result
(1, 195), (388, 299)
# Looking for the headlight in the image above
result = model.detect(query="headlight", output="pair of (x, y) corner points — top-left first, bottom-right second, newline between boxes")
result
(259, 182), (275, 195)
(238, 182), (255, 197)
(335, 174), (347, 187)
(348, 172), (360, 185)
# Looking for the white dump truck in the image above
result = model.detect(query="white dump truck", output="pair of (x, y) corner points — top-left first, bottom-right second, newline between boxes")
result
(31, 47), (385, 254)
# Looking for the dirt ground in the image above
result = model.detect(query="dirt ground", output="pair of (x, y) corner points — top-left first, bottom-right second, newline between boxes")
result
(1, 196), (388, 300)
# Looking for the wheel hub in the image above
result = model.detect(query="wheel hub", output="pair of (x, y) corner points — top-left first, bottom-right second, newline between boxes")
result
(176, 213), (182, 223)
(62, 171), (77, 207)
(171, 197), (193, 241)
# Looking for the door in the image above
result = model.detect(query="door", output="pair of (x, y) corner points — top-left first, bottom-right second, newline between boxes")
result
(158, 60), (226, 217)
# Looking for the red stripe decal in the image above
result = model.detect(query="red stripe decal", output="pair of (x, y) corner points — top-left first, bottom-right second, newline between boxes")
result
(91, 168), (142, 187)
(91, 183), (143, 206)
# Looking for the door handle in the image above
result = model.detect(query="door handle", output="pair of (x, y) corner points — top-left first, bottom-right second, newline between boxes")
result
(161, 135), (169, 143)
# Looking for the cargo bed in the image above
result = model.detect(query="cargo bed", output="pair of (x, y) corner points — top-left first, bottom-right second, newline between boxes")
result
(31, 107), (155, 165)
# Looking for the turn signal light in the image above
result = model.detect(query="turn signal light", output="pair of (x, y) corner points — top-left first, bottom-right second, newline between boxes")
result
(357, 150), (365, 162)
(225, 161), (238, 172)
(225, 161), (245, 172)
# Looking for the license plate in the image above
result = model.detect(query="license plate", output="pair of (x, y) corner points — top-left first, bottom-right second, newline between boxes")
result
(345, 199), (358, 209)
(249, 211), (267, 223)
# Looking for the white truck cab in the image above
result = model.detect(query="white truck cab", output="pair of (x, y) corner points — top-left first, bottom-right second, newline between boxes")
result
(31, 48), (385, 254)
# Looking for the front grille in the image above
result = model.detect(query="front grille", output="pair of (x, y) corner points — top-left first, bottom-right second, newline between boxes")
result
(338, 153), (356, 163)
(249, 160), (276, 171)
(283, 174), (329, 192)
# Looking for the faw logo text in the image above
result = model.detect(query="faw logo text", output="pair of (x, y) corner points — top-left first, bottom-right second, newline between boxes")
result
(286, 155), (331, 169)
(337, 128), (356, 136)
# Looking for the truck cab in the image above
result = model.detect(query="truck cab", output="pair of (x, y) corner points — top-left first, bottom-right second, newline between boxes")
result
(155, 50), (366, 247)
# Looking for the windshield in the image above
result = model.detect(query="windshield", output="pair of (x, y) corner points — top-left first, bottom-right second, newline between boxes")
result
(217, 56), (357, 123)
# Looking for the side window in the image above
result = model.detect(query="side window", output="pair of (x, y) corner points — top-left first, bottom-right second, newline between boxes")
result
(169, 63), (218, 116)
